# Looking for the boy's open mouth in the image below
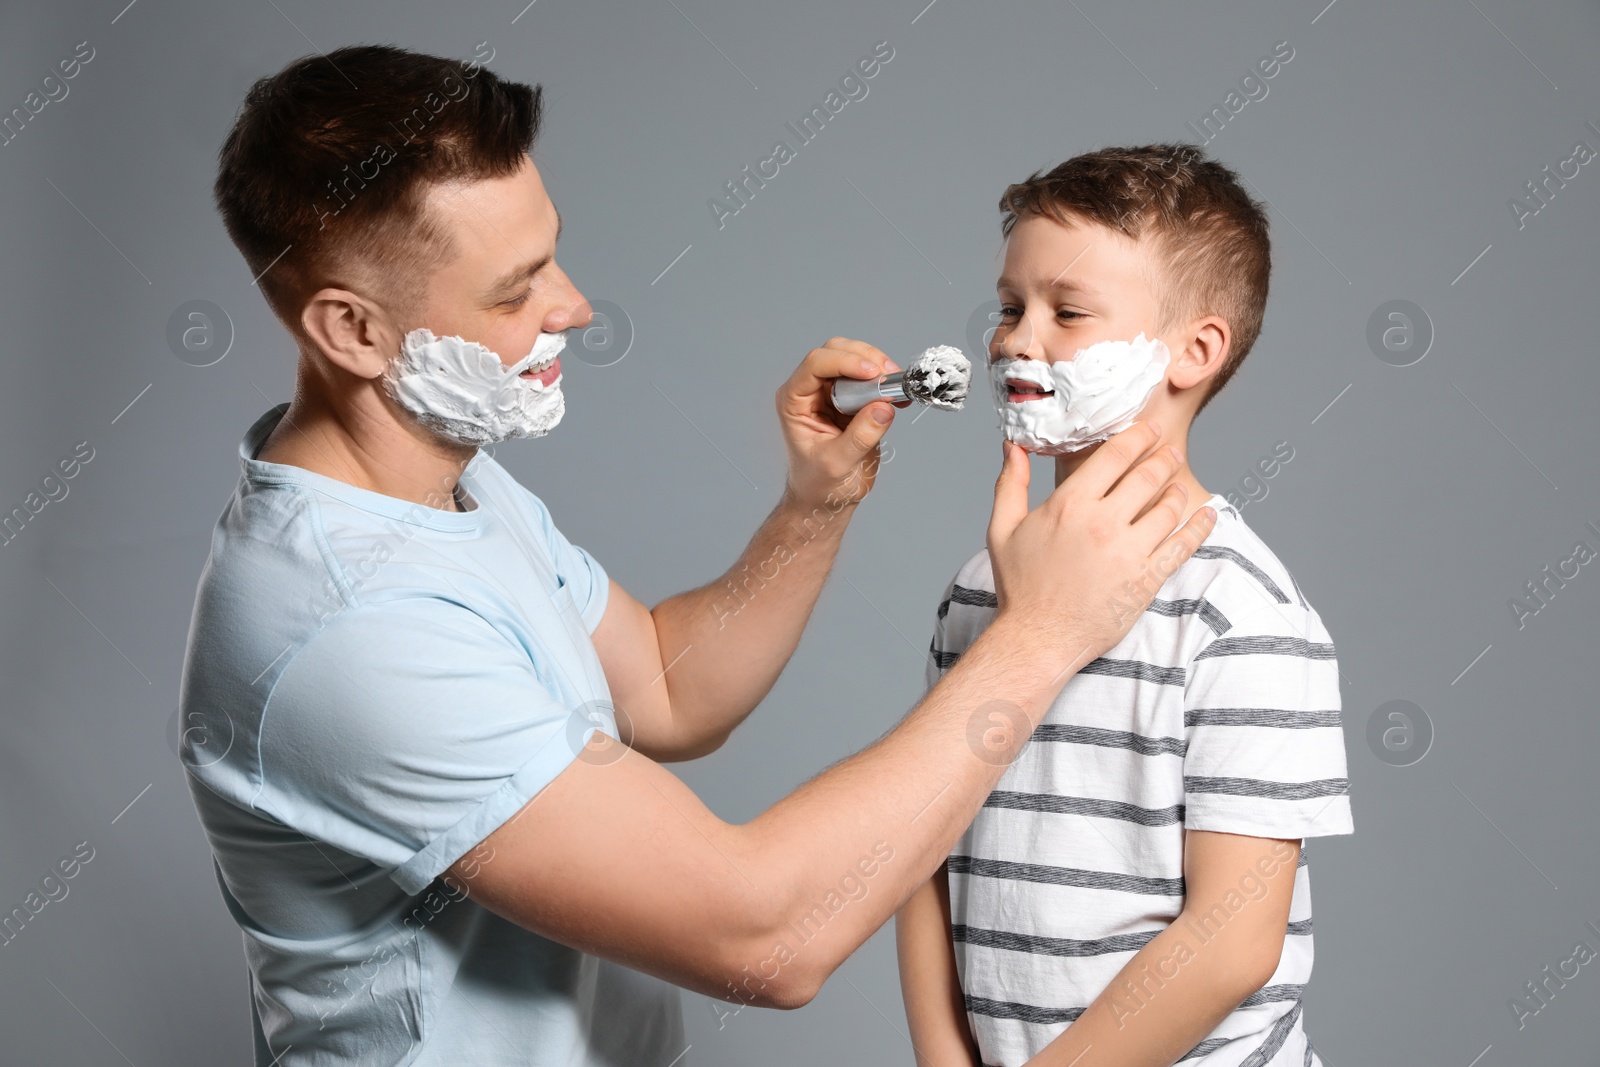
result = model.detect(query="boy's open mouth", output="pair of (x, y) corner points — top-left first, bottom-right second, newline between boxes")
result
(1005, 379), (1054, 403)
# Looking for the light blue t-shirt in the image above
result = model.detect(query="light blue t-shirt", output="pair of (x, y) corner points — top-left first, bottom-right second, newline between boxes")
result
(179, 405), (684, 1066)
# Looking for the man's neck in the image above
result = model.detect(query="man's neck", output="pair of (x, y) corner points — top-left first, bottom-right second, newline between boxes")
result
(255, 377), (473, 513)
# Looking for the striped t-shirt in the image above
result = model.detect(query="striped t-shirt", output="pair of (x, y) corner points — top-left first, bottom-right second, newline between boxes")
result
(927, 494), (1352, 1067)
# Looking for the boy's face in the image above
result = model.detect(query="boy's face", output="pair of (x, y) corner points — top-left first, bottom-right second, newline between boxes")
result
(989, 210), (1230, 468)
(991, 212), (1166, 380)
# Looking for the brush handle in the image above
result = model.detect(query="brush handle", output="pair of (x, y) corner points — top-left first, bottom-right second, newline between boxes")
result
(830, 371), (908, 414)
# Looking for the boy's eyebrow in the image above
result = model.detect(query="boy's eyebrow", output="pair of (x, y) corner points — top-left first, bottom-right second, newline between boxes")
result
(484, 209), (564, 298)
(995, 274), (1102, 297)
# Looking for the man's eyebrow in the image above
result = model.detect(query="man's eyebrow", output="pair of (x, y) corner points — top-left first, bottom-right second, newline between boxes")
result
(485, 210), (564, 298)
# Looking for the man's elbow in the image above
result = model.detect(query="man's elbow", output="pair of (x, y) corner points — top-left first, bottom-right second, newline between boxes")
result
(747, 973), (823, 1011)
(631, 685), (740, 762)
(708, 939), (826, 1011)
(705, 888), (840, 1010)
(634, 722), (736, 763)
(671, 723), (738, 762)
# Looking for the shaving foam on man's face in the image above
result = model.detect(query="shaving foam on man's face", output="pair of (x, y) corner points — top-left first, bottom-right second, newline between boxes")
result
(987, 214), (1175, 455)
(385, 328), (567, 447)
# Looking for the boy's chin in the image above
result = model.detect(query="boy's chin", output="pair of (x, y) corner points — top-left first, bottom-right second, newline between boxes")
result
(1051, 441), (1103, 462)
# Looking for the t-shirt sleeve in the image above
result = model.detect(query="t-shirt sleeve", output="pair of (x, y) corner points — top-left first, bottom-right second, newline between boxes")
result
(927, 575), (958, 691)
(514, 484), (611, 632)
(257, 597), (598, 895)
(1181, 597), (1353, 840)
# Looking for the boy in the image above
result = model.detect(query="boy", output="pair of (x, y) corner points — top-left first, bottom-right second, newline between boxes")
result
(896, 145), (1352, 1066)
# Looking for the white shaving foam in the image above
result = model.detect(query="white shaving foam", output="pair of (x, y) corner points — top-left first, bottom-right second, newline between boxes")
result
(989, 333), (1170, 454)
(386, 328), (568, 447)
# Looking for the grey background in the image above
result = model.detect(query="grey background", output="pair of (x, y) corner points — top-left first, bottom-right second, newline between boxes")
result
(1, 0), (1596, 1063)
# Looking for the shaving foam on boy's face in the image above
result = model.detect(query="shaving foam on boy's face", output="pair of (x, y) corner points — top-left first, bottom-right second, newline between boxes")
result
(988, 214), (1174, 454)
(990, 335), (1170, 454)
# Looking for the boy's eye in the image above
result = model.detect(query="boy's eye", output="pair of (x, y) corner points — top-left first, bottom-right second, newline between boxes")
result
(997, 305), (1021, 321)
(1057, 308), (1084, 321)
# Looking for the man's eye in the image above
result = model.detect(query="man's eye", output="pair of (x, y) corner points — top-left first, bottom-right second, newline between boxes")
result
(501, 289), (531, 310)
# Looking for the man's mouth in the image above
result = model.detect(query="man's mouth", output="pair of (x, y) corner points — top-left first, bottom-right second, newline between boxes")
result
(1004, 379), (1054, 403)
(519, 355), (561, 387)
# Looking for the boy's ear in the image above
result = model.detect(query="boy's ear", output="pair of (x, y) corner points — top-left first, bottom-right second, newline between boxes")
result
(1168, 315), (1231, 391)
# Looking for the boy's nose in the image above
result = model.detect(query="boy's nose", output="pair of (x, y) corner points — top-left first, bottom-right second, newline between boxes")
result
(995, 316), (1039, 360)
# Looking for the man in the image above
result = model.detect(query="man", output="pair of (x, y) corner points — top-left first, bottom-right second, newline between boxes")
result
(180, 43), (1214, 1065)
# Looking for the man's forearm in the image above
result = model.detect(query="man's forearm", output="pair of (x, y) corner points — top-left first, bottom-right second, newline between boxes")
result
(649, 482), (865, 746)
(714, 616), (1094, 1006)
(457, 613), (1091, 1014)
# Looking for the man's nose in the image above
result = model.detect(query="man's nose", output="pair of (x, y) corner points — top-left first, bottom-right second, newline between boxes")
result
(544, 267), (592, 332)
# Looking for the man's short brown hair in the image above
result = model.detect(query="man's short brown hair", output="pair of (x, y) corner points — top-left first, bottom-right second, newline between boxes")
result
(213, 44), (543, 343)
(998, 144), (1270, 408)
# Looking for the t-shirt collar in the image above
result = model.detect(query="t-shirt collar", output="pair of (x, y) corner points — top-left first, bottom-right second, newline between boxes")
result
(239, 404), (484, 532)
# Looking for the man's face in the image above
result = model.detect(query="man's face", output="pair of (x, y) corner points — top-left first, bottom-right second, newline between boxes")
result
(991, 213), (1167, 404)
(414, 155), (591, 388)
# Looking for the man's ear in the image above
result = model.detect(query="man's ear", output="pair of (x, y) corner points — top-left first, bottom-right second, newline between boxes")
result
(301, 288), (400, 380)
(1168, 316), (1231, 391)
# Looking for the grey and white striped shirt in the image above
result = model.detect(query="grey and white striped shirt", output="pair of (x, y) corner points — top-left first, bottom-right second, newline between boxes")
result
(927, 495), (1352, 1067)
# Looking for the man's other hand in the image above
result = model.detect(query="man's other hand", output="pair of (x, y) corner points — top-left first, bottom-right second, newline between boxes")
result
(987, 422), (1217, 667)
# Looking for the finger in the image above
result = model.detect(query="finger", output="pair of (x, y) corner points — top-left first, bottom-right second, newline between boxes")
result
(780, 343), (888, 405)
(832, 401), (895, 462)
(1105, 443), (1185, 523)
(1128, 480), (1192, 554)
(1135, 493), (1216, 581)
(1056, 420), (1164, 502)
(821, 336), (901, 374)
(987, 440), (1030, 549)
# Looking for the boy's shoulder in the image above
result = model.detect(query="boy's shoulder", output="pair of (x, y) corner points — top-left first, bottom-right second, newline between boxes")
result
(927, 549), (997, 670)
(943, 546), (997, 597)
(1174, 496), (1327, 637)
(932, 495), (1329, 645)
(1186, 497), (1305, 590)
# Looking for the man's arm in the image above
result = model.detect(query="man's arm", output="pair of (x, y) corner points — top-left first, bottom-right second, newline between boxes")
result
(448, 422), (1217, 1009)
(592, 338), (902, 761)
(897, 865), (981, 1066)
(1024, 832), (1299, 1067)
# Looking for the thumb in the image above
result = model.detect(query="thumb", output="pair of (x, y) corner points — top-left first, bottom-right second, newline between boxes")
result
(988, 440), (1030, 549)
(840, 401), (895, 460)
